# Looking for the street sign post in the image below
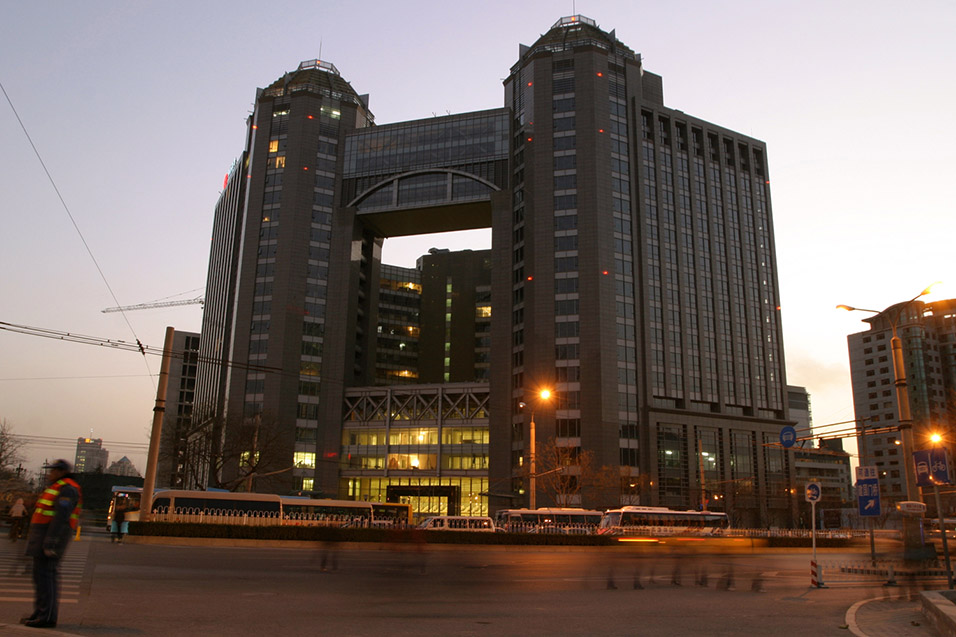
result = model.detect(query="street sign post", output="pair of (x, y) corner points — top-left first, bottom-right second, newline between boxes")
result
(806, 481), (822, 564)
(914, 447), (955, 589)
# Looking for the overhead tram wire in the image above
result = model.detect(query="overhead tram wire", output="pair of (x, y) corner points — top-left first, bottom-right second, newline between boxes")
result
(0, 80), (154, 387)
(0, 320), (285, 377)
(0, 374), (157, 382)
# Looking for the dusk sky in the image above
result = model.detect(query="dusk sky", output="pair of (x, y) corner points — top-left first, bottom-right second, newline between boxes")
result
(2, 0), (953, 473)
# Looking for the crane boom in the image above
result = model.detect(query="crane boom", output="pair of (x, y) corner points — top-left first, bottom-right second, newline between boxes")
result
(102, 296), (204, 313)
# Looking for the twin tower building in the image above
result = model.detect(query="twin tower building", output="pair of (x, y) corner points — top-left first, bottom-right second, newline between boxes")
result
(185, 16), (794, 526)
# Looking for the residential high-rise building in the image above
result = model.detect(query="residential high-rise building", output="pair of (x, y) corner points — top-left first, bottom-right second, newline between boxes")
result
(74, 438), (108, 474)
(196, 16), (793, 524)
(847, 298), (956, 504)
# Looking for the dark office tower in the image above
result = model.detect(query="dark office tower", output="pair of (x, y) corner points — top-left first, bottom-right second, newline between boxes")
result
(216, 60), (375, 493)
(157, 330), (200, 488)
(418, 249), (493, 383)
(492, 16), (791, 525)
(848, 298), (956, 503)
(201, 17), (793, 521)
(376, 264), (421, 385)
(190, 156), (247, 488)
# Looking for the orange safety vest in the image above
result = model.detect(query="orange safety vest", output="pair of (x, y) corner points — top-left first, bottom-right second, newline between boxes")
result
(31, 478), (82, 529)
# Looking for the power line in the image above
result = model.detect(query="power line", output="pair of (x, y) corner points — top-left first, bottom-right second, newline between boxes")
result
(0, 374), (157, 382)
(0, 79), (154, 385)
(0, 320), (287, 377)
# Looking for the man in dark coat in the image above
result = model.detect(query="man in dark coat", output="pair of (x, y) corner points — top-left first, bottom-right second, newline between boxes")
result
(23, 459), (82, 629)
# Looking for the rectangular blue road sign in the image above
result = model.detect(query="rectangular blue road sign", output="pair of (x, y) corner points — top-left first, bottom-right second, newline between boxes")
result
(856, 466), (881, 517)
(913, 448), (952, 487)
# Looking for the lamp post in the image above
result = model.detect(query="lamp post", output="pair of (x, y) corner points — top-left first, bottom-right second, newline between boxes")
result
(838, 283), (938, 558)
(930, 432), (954, 589)
(519, 389), (552, 510)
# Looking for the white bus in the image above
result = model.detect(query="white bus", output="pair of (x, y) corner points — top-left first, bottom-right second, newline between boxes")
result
(494, 508), (602, 534)
(417, 516), (496, 532)
(147, 490), (374, 527)
(598, 506), (730, 536)
(278, 497), (373, 527)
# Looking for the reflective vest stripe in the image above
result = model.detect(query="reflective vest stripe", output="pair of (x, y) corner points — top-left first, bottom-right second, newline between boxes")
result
(30, 478), (82, 529)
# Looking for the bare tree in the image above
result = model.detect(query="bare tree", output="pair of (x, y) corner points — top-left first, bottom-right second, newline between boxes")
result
(535, 437), (618, 509)
(0, 419), (26, 478)
(176, 411), (294, 492)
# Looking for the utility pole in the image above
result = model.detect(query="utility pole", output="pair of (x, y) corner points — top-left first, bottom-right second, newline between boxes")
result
(141, 326), (175, 522)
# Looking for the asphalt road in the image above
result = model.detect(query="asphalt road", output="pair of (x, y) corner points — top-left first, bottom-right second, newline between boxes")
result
(0, 531), (942, 636)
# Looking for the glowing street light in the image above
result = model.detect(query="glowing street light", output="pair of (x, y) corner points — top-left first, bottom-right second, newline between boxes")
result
(519, 389), (553, 510)
(929, 431), (954, 589)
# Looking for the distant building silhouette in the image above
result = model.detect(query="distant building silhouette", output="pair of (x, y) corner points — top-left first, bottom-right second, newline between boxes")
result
(74, 437), (108, 473)
(106, 456), (141, 478)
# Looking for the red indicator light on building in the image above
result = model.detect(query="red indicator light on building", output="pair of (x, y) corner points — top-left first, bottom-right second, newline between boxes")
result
(252, 125), (258, 130)
(303, 166), (309, 170)
(596, 72), (603, 77)
(598, 129), (605, 133)
(527, 276), (533, 281)
(527, 137), (533, 142)
(527, 81), (533, 86)
(602, 270), (609, 275)
(223, 174), (228, 189)
(307, 115), (314, 119)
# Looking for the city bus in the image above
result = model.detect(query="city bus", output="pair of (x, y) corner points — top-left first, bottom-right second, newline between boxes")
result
(278, 497), (373, 527)
(112, 488), (395, 528)
(494, 508), (603, 534)
(417, 515), (496, 532)
(370, 501), (414, 527)
(150, 490), (283, 525)
(106, 486), (145, 530)
(598, 506), (730, 536)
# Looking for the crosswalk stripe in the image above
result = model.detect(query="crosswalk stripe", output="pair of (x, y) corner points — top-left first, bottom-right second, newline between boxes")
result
(0, 598), (78, 603)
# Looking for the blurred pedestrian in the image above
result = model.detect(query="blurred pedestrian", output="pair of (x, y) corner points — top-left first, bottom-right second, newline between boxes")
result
(9, 498), (27, 541)
(111, 504), (126, 543)
(22, 459), (82, 629)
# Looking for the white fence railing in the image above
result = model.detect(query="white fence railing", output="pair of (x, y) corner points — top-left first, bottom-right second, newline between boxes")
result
(149, 507), (373, 528)
(500, 522), (598, 535)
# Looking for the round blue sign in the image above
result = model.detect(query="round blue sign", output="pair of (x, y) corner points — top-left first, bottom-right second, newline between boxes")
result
(779, 426), (797, 448)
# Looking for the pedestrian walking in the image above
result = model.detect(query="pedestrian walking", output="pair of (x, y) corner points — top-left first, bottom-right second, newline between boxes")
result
(9, 498), (27, 541)
(22, 459), (82, 629)
(111, 504), (127, 543)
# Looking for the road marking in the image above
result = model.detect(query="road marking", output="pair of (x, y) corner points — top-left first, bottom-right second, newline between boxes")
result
(0, 597), (78, 603)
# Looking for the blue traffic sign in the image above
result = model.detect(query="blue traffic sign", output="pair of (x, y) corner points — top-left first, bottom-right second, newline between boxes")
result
(780, 426), (797, 448)
(856, 465), (881, 517)
(805, 482), (821, 503)
(913, 448), (952, 487)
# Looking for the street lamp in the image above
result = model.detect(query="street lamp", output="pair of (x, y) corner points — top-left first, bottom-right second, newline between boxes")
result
(838, 282), (938, 558)
(930, 431), (954, 589)
(519, 389), (552, 510)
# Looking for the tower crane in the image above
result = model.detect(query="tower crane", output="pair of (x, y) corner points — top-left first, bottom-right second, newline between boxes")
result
(101, 296), (204, 313)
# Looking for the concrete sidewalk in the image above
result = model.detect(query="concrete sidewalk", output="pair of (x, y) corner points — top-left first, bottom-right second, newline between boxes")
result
(847, 592), (954, 637)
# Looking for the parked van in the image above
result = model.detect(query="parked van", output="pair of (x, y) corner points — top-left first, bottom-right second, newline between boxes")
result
(417, 515), (496, 532)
